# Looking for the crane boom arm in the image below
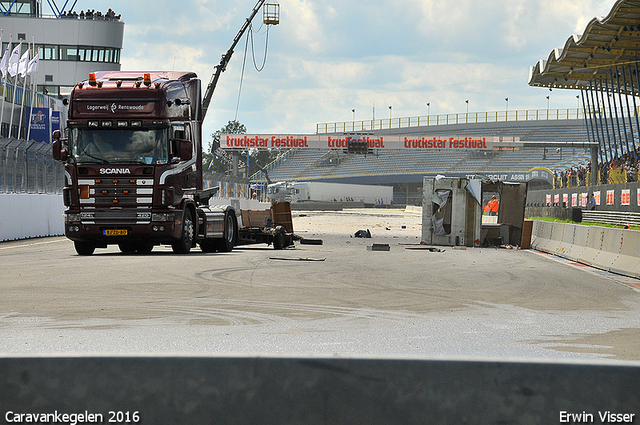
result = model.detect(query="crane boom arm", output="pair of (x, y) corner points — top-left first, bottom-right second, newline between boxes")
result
(201, 0), (267, 121)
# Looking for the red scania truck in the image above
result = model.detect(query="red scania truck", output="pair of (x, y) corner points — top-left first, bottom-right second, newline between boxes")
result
(51, 1), (294, 255)
(52, 71), (242, 255)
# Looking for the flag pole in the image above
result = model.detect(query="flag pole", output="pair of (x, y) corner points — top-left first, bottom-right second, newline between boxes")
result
(18, 42), (30, 140)
(0, 34), (10, 137)
(9, 41), (22, 139)
(27, 43), (39, 142)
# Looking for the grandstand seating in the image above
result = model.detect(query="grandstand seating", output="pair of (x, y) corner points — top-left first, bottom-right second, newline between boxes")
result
(259, 119), (592, 184)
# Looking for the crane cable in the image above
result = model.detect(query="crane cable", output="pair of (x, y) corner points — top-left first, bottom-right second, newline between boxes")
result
(234, 23), (271, 120)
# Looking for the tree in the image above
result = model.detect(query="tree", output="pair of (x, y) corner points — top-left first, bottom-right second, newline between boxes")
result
(202, 120), (285, 178)
(203, 120), (246, 174)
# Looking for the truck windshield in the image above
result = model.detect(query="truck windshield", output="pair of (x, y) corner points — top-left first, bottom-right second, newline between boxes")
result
(70, 128), (169, 165)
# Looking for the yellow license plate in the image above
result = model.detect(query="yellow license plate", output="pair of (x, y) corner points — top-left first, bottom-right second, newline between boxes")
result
(104, 229), (128, 236)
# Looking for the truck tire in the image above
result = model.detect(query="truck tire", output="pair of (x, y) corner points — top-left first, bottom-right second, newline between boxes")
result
(136, 242), (154, 254)
(118, 242), (137, 254)
(74, 240), (96, 256)
(216, 210), (237, 252)
(199, 241), (217, 253)
(172, 209), (194, 254)
(273, 226), (287, 250)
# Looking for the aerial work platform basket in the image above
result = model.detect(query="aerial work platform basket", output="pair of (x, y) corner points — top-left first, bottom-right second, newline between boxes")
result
(263, 3), (280, 25)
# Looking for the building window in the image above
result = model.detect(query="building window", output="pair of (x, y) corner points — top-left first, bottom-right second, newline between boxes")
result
(45, 75), (54, 82)
(35, 44), (120, 64)
(41, 45), (59, 60)
(60, 46), (79, 61)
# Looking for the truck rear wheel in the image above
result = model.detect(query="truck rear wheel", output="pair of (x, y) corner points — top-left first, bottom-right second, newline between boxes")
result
(216, 210), (237, 252)
(74, 241), (96, 256)
(273, 226), (291, 250)
(172, 209), (194, 254)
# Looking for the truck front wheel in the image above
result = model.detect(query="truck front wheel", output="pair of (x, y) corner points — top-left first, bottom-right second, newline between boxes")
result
(74, 240), (96, 256)
(172, 209), (194, 254)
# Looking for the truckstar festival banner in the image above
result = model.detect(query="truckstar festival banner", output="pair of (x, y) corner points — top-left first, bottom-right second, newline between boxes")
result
(220, 134), (520, 150)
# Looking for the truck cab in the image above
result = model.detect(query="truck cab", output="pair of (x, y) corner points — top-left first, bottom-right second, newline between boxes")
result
(53, 71), (236, 255)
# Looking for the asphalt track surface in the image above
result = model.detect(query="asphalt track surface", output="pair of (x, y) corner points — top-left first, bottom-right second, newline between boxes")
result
(1, 210), (640, 361)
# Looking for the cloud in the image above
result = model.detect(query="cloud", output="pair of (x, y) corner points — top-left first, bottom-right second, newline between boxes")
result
(81, 0), (618, 136)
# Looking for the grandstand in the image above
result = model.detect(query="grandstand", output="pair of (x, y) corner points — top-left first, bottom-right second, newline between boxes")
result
(252, 118), (592, 205)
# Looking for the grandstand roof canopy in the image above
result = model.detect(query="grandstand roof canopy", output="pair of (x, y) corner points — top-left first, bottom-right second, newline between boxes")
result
(528, 0), (640, 93)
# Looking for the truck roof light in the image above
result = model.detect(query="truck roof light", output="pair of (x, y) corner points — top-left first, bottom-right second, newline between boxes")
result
(88, 121), (99, 128)
(116, 80), (122, 88)
(76, 82), (84, 89)
(101, 121), (113, 127)
(88, 73), (97, 86)
(154, 83), (160, 89)
(144, 73), (151, 87)
(135, 81), (141, 88)
(97, 81), (103, 88)
(131, 121), (142, 127)
(117, 121), (128, 128)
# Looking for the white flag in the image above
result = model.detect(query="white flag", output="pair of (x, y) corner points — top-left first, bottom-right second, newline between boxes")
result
(27, 52), (39, 74)
(0, 42), (11, 78)
(8, 43), (22, 77)
(18, 49), (29, 77)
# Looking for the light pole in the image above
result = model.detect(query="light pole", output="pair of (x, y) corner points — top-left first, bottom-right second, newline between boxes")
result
(465, 100), (469, 123)
(426, 102), (431, 116)
(352, 109), (355, 121)
(576, 95), (580, 117)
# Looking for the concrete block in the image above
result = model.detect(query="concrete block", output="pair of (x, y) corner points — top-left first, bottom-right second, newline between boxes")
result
(531, 221), (551, 252)
(367, 243), (390, 251)
(592, 228), (624, 273)
(545, 222), (565, 254)
(578, 226), (606, 267)
(610, 229), (640, 278)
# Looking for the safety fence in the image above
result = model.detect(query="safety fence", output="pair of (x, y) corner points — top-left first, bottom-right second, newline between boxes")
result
(581, 210), (640, 228)
(316, 108), (584, 134)
(527, 181), (640, 212)
(0, 137), (63, 194)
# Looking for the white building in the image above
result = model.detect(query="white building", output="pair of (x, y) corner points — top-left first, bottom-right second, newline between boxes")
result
(0, 0), (124, 138)
(0, 0), (123, 96)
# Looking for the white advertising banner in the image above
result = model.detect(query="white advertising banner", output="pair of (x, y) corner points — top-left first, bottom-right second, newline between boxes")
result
(220, 134), (520, 151)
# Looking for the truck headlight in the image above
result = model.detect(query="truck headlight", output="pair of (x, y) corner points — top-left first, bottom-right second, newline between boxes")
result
(152, 213), (174, 222)
(66, 213), (82, 222)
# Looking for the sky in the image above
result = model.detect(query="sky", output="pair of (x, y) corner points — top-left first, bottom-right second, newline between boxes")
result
(58, 0), (617, 141)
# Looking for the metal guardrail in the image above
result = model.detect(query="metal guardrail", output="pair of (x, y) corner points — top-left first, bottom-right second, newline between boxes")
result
(581, 210), (640, 227)
(317, 108), (586, 134)
(0, 137), (63, 194)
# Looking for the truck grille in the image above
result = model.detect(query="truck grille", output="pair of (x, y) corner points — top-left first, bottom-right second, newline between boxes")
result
(77, 177), (154, 224)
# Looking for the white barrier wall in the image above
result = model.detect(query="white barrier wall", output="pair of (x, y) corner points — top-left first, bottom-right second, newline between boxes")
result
(0, 194), (65, 241)
(0, 195), (266, 242)
(531, 220), (640, 279)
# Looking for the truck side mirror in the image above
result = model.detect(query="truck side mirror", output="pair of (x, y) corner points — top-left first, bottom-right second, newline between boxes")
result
(52, 139), (68, 161)
(179, 140), (193, 161)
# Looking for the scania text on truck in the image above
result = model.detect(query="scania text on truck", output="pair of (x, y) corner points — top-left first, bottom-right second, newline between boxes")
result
(53, 71), (237, 255)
